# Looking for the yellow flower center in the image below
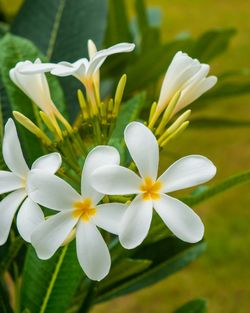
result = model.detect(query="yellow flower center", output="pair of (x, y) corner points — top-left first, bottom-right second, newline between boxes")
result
(72, 198), (96, 222)
(140, 177), (162, 201)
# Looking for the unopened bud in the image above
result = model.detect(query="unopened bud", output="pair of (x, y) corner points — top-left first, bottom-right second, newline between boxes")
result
(13, 111), (52, 145)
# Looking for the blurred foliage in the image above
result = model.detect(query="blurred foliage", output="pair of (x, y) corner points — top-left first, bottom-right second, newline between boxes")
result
(0, 0), (22, 22)
(0, 1), (249, 313)
(173, 298), (207, 313)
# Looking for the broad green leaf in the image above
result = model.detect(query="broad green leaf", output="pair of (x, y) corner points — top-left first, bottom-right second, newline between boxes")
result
(109, 93), (145, 163)
(191, 28), (236, 62)
(181, 170), (250, 206)
(11, 0), (107, 62)
(174, 298), (208, 313)
(191, 117), (250, 128)
(0, 33), (65, 163)
(12, 0), (108, 119)
(21, 243), (84, 313)
(95, 238), (206, 303)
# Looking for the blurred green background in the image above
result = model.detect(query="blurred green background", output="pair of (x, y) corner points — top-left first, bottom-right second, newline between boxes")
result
(0, 0), (249, 312)
(93, 1), (250, 312)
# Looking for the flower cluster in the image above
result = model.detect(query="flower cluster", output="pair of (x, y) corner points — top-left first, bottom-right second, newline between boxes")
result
(0, 41), (217, 281)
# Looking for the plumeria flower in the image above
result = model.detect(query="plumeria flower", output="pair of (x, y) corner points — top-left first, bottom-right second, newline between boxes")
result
(28, 146), (127, 281)
(10, 58), (61, 118)
(151, 51), (217, 126)
(19, 41), (135, 85)
(0, 119), (61, 245)
(91, 122), (217, 249)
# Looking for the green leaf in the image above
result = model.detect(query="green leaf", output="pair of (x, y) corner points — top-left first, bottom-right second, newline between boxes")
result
(0, 33), (66, 163)
(174, 298), (207, 313)
(0, 237), (23, 276)
(125, 39), (192, 94)
(12, 0), (108, 119)
(105, 0), (132, 45)
(109, 93), (145, 163)
(95, 238), (206, 303)
(99, 258), (152, 291)
(21, 243), (84, 313)
(11, 0), (107, 62)
(181, 170), (250, 207)
(203, 81), (250, 99)
(191, 28), (236, 62)
(191, 117), (250, 128)
(0, 278), (14, 313)
(134, 0), (161, 52)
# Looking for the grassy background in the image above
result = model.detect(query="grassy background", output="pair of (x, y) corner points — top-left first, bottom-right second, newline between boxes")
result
(93, 1), (250, 312)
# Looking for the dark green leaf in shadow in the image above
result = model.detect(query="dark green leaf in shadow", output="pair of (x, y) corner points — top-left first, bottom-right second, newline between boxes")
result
(0, 278), (14, 313)
(0, 236), (23, 276)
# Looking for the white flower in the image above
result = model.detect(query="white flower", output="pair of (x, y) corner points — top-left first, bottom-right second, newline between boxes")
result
(0, 119), (61, 245)
(28, 146), (126, 281)
(91, 122), (217, 249)
(156, 51), (217, 116)
(9, 59), (60, 117)
(19, 42), (135, 84)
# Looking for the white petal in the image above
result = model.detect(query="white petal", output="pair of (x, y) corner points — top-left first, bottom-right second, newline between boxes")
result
(76, 221), (111, 281)
(0, 171), (23, 194)
(154, 194), (204, 243)
(31, 152), (62, 174)
(31, 210), (78, 259)
(0, 189), (26, 245)
(119, 195), (153, 249)
(87, 43), (135, 76)
(10, 62), (52, 114)
(19, 62), (56, 74)
(16, 197), (44, 242)
(51, 65), (77, 77)
(28, 172), (81, 211)
(125, 122), (159, 180)
(157, 52), (201, 111)
(91, 165), (141, 195)
(158, 155), (217, 193)
(88, 39), (97, 60)
(175, 75), (217, 113)
(182, 64), (210, 89)
(81, 146), (120, 204)
(93, 203), (127, 235)
(3, 119), (29, 178)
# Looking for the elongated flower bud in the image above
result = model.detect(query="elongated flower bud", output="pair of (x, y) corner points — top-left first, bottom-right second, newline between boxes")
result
(151, 51), (217, 127)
